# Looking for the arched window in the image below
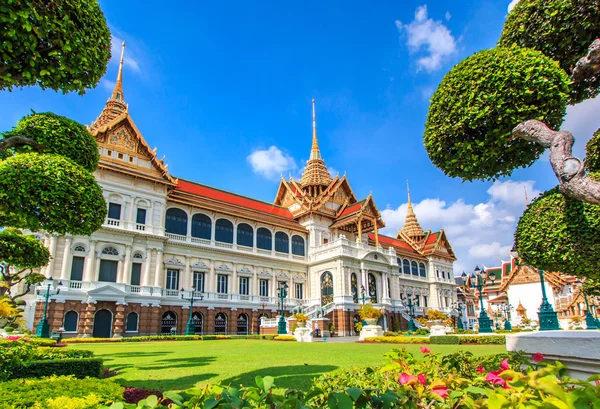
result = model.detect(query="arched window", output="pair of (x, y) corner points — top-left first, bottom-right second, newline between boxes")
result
(237, 313), (249, 335)
(63, 311), (78, 332)
(411, 261), (419, 276)
(320, 271), (334, 305)
(403, 259), (411, 275)
(126, 312), (138, 332)
(73, 245), (86, 253)
(237, 223), (253, 247)
(419, 263), (427, 277)
(165, 208), (188, 236)
(132, 252), (144, 259)
(292, 235), (305, 256)
(368, 273), (377, 303)
(350, 273), (358, 303)
(161, 311), (177, 334)
(397, 258), (402, 274)
(442, 271), (446, 279)
(215, 219), (233, 243)
(257, 228), (272, 250)
(191, 213), (211, 239)
(215, 312), (227, 334)
(275, 232), (289, 253)
(101, 246), (119, 256)
(192, 312), (203, 334)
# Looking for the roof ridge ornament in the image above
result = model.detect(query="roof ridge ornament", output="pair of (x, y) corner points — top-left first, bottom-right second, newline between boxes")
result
(300, 98), (332, 188)
(399, 179), (425, 242)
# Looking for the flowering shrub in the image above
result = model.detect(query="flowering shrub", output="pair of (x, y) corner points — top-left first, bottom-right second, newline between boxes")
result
(293, 313), (309, 323)
(273, 335), (297, 341)
(358, 303), (382, 320)
(362, 336), (430, 344)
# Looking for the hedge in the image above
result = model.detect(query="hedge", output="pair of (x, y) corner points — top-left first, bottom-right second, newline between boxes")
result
(460, 335), (506, 345)
(430, 335), (460, 344)
(63, 334), (275, 343)
(362, 337), (430, 344)
(14, 358), (104, 379)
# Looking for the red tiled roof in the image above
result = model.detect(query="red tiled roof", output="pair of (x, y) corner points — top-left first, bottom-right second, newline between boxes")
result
(369, 233), (418, 253)
(339, 200), (364, 218)
(175, 179), (294, 219)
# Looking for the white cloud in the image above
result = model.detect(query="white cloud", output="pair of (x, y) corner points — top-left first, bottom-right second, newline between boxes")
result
(395, 5), (458, 72)
(561, 95), (600, 158)
(380, 180), (541, 275)
(507, 0), (520, 13)
(247, 146), (297, 180)
(100, 79), (115, 91)
(110, 35), (140, 72)
(328, 167), (339, 178)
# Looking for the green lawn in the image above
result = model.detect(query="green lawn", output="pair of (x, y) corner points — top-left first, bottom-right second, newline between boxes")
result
(72, 340), (506, 391)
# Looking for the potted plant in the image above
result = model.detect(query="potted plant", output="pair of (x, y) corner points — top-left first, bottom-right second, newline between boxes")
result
(358, 303), (382, 325)
(293, 313), (309, 327)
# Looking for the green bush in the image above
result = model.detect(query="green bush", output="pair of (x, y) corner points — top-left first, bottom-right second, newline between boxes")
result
(14, 358), (104, 379)
(430, 335), (459, 345)
(383, 331), (400, 337)
(0, 375), (123, 409)
(586, 129), (600, 172)
(459, 335), (506, 345)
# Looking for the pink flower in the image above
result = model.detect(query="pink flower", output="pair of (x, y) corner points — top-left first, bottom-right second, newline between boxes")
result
(500, 358), (509, 370)
(398, 373), (415, 385)
(532, 353), (544, 362)
(431, 385), (449, 398)
(485, 371), (507, 388)
(417, 373), (427, 385)
(420, 346), (431, 354)
(476, 365), (486, 373)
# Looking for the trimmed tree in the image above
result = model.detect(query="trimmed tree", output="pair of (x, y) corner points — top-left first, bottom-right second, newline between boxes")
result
(0, 0), (112, 94)
(423, 0), (600, 280)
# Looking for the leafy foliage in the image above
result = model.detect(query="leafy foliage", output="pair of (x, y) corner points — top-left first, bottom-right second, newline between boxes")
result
(15, 357), (104, 379)
(515, 184), (600, 281)
(2, 112), (100, 172)
(0, 296), (22, 329)
(0, 0), (111, 94)
(424, 46), (569, 181)
(0, 153), (106, 235)
(358, 303), (382, 320)
(498, 0), (600, 104)
(430, 335), (459, 345)
(0, 228), (49, 269)
(586, 128), (600, 172)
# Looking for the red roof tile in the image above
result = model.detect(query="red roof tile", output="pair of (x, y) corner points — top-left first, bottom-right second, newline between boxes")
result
(368, 233), (417, 252)
(175, 179), (294, 219)
(339, 200), (364, 217)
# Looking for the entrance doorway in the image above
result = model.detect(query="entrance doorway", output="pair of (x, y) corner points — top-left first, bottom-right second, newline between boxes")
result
(93, 309), (113, 338)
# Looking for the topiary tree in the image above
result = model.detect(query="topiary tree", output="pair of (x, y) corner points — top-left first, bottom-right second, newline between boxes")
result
(424, 0), (600, 280)
(0, 0), (112, 95)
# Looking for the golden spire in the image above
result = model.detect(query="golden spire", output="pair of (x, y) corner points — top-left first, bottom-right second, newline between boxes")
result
(300, 98), (332, 187)
(111, 41), (126, 101)
(400, 180), (425, 241)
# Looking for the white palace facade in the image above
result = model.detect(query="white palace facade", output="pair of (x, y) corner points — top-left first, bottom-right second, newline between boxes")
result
(25, 48), (458, 337)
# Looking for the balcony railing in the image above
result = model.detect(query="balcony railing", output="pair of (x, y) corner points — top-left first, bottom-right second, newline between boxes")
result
(106, 218), (120, 227)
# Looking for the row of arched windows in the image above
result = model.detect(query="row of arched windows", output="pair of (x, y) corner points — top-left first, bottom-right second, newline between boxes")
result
(397, 258), (427, 278)
(349, 273), (379, 304)
(165, 209), (305, 256)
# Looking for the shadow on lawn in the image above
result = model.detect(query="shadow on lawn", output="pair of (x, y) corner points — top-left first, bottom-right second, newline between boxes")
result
(222, 365), (338, 391)
(120, 373), (219, 391)
(139, 355), (217, 370)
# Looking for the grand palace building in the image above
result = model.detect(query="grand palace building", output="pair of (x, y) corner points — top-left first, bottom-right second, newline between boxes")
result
(24, 46), (458, 337)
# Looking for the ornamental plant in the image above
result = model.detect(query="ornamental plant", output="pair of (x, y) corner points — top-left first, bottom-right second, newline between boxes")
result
(292, 312), (309, 323)
(423, 0), (600, 280)
(358, 303), (382, 320)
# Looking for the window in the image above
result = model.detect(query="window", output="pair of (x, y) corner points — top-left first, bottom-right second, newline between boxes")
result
(292, 235), (305, 256)
(101, 246), (119, 256)
(419, 263), (427, 278)
(237, 313), (249, 335)
(131, 263), (142, 286)
(350, 273), (358, 303)
(397, 258), (402, 274)
(192, 312), (203, 334)
(165, 208), (188, 236)
(166, 270), (179, 290)
(126, 312), (138, 332)
(403, 259), (411, 275)
(237, 223), (253, 247)
(191, 213), (211, 239)
(161, 311), (177, 334)
(295, 283), (303, 299)
(368, 273), (377, 303)
(423, 296), (428, 307)
(73, 245), (86, 252)
(193, 272), (205, 292)
(117, 152), (124, 160)
(63, 311), (78, 332)
(98, 260), (118, 282)
(411, 261), (419, 276)
(136, 208), (147, 225)
(108, 203), (121, 219)
(217, 274), (228, 293)
(215, 219), (234, 243)
(259, 279), (269, 297)
(70, 256), (85, 281)
(133, 252), (143, 260)
(442, 271), (446, 279)
(257, 228), (272, 250)
(239, 277), (249, 295)
(214, 312), (227, 334)
(388, 278), (391, 298)
(323, 238), (329, 244)
(275, 232), (289, 253)
(320, 271), (333, 305)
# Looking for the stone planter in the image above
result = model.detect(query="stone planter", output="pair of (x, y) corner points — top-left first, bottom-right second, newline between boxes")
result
(364, 318), (378, 326)
(297, 322), (307, 328)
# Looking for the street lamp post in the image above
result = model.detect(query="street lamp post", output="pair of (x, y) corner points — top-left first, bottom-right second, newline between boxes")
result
(499, 303), (514, 331)
(576, 280), (598, 330)
(277, 283), (288, 335)
(181, 288), (204, 335)
(401, 294), (418, 331)
(36, 277), (61, 338)
(510, 252), (560, 331)
(360, 285), (367, 327)
(470, 266), (493, 334)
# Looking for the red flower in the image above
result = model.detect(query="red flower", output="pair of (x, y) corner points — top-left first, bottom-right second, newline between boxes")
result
(420, 346), (431, 354)
(398, 373), (415, 385)
(500, 358), (509, 370)
(476, 365), (485, 373)
(485, 371), (507, 388)
(417, 373), (427, 385)
(431, 385), (449, 398)
(532, 353), (544, 362)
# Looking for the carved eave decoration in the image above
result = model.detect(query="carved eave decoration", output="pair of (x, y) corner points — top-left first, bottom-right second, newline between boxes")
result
(499, 264), (567, 292)
(329, 194), (385, 234)
(427, 229), (456, 261)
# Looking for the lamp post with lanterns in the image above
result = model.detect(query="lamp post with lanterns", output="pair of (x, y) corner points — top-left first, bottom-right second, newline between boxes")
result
(576, 279), (598, 330)
(277, 283), (288, 335)
(470, 266), (493, 333)
(36, 277), (62, 338)
(181, 288), (204, 335)
(498, 303), (514, 331)
(401, 293), (418, 331)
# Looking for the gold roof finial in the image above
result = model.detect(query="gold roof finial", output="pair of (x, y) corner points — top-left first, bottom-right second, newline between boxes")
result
(400, 179), (425, 241)
(111, 41), (126, 101)
(407, 179), (414, 212)
(310, 98), (320, 160)
(300, 98), (332, 187)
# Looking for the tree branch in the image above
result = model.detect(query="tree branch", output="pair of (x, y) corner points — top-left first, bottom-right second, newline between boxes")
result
(573, 39), (600, 82)
(513, 120), (600, 205)
(0, 135), (43, 153)
(11, 284), (32, 301)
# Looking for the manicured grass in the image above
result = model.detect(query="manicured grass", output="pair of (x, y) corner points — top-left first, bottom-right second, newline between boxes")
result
(72, 340), (506, 391)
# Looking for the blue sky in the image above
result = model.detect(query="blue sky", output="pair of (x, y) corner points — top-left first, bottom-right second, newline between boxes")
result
(1, 0), (599, 273)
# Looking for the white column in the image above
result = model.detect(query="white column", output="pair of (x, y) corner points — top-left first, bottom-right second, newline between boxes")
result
(128, 197), (136, 228)
(46, 234), (59, 278)
(209, 260), (215, 292)
(253, 269), (259, 296)
(184, 256), (192, 290)
(210, 218), (216, 243)
(83, 240), (97, 282)
(121, 245), (132, 284)
(232, 264), (238, 295)
(59, 236), (73, 280)
(142, 249), (154, 286)
(288, 274), (293, 300)
(252, 224), (258, 253)
(233, 224), (238, 250)
(360, 268), (367, 294)
(153, 250), (164, 287)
